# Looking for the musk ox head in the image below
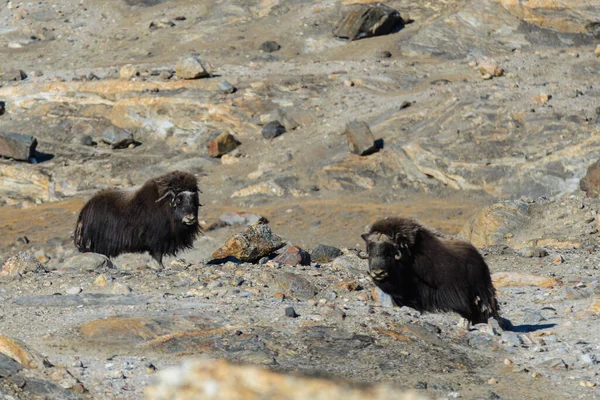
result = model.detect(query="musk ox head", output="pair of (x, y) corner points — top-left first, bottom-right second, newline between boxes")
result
(361, 232), (410, 283)
(154, 172), (201, 227)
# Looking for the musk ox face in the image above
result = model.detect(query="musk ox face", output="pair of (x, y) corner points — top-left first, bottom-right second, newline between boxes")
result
(157, 190), (199, 226)
(361, 232), (404, 283)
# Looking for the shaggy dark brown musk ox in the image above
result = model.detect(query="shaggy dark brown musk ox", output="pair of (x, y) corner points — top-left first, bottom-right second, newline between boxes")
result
(361, 217), (500, 325)
(74, 171), (201, 266)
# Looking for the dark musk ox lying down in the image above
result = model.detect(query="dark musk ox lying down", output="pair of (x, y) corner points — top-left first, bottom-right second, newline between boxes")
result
(74, 171), (201, 266)
(361, 217), (500, 325)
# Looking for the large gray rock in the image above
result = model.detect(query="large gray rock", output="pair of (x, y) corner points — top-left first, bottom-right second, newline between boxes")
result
(311, 244), (343, 263)
(345, 120), (377, 155)
(333, 4), (403, 41)
(62, 253), (113, 271)
(0, 132), (37, 161)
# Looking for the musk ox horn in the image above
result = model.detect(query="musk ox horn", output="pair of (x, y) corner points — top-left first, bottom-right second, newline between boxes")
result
(155, 190), (175, 203)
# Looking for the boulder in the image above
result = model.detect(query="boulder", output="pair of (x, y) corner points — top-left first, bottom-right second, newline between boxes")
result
(1, 252), (45, 279)
(176, 54), (210, 80)
(207, 133), (241, 158)
(212, 223), (286, 262)
(311, 244), (343, 263)
(333, 4), (404, 40)
(344, 120), (377, 155)
(0, 132), (37, 161)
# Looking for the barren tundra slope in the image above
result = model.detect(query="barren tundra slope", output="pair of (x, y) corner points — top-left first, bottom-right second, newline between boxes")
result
(1, 0), (600, 399)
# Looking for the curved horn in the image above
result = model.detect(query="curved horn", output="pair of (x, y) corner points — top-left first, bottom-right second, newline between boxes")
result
(155, 190), (175, 203)
(357, 250), (369, 259)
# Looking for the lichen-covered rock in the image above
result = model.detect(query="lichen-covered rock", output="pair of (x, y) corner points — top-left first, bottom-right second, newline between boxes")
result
(144, 359), (427, 400)
(1, 252), (45, 278)
(271, 271), (318, 299)
(212, 223), (286, 262)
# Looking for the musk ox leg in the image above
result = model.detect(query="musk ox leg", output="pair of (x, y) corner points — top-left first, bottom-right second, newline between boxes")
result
(150, 250), (164, 267)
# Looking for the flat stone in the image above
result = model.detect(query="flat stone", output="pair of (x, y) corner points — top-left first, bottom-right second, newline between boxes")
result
(218, 81), (236, 94)
(207, 132), (241, 158)
(62, 253), (113, 271)
(112, 253), (162, 271)
(273, 245), (311, 266)
(311, 244), (343, 263)
(66, 287), (82, 295)
(262, 120), (286, 139)
(333, 4), (404, 40)
(145, 359), (425, 400)
(478, 59), (503, 77)
(1, 252), (45, 279)
(492, 272), (562, 288)
(13, 294), (150, 307)
(212, 223), (286, 262)
(79, 315), (231, 352)
(175, 54), (209, 79)
(101, 126), (134, 149)
(344, 120), (377, 155)
(0, 132), (37, 161)
(272, 271), (318, 299)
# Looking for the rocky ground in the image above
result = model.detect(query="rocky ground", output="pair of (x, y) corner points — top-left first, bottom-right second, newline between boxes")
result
(1, 0), (600, 399)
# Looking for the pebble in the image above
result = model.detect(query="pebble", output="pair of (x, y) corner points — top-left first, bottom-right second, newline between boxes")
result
(218, 81), (236, 94)
(414, 381), (427, 389)
(261, 121), (286, 139)
(260, 41), (281, 53)
(66, 287), (82, 295)
(284, 306), (298, 318)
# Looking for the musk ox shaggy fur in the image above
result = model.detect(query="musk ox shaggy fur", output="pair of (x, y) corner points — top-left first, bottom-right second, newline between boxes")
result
(361, 217), (500, 324)
(74, 171), (201, 265)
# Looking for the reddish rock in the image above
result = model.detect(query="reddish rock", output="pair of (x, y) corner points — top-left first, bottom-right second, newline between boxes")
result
(273, 245), (311, 266)
(492, 272), (562, 288)
(207, 133), (241, 158)
(0, 132), (37, 161)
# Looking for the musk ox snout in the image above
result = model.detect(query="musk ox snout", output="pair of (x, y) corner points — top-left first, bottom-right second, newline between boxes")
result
(182, 214), (196, 225)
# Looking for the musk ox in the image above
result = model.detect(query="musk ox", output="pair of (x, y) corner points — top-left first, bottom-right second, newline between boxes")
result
(74, 171), (201, 265)
(361, 217), (500, 324)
